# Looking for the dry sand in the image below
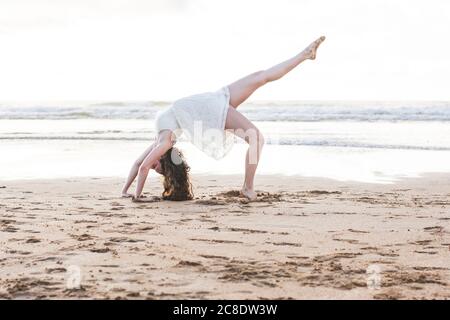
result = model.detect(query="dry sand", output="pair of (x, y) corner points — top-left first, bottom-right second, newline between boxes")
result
(0, 174), (449, 299)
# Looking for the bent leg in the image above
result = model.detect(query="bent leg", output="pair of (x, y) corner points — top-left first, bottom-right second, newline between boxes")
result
(225, 106), (264, 200)
(227, 36), (325, 108)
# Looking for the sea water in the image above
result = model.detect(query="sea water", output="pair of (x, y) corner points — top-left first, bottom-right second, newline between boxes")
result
(1, 101), (449, 183)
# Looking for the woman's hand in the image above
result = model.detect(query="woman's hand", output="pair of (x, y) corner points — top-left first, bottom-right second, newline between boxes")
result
(134, 138), (172, 198)
(131, 194), (146, 202)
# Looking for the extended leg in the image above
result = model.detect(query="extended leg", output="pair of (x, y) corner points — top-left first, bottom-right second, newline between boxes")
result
(227, 36), (325, 108)
(225, 106), (264, 200)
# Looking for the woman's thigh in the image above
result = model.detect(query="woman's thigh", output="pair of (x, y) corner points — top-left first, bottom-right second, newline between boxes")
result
(227, 71), (266, 108)
(224, 106), (260, 142)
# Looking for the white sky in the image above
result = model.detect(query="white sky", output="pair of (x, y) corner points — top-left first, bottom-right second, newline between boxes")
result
(1, 0), (449, 101)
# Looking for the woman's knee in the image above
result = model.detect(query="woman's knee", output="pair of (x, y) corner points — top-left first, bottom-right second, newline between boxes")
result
(246, 128), (264, 149)
(258, 132), (265, 149)
(246, 130), (264, 164)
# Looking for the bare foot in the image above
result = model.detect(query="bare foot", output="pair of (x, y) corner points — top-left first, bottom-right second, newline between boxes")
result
(302, 36), (326, 60)
(240, 188), (257, 201)
(121, 193), (133, 198)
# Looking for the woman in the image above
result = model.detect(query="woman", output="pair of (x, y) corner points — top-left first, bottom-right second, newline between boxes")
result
(122, 36), (326, 201)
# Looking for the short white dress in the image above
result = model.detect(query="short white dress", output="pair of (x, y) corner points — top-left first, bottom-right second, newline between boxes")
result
(155, 86), (234, 160)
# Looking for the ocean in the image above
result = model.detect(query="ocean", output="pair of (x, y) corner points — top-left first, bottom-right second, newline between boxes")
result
(1, 101), (450, 183)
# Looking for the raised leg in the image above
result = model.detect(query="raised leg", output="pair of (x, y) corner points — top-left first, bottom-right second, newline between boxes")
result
(227, 36), (325, 108)
(225, 106), (264, 200)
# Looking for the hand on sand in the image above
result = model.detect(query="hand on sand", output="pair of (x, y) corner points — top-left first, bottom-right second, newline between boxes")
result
(303, 36), (326, 60)
(240, 188), (257, 201)
(131, 195), (146, 202)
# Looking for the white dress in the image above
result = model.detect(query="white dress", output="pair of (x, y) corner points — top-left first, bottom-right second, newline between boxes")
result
(155, 86), (234, 160)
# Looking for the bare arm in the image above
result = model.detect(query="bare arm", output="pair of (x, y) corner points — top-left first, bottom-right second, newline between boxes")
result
(134, 141), (172, 199)
(121, 142), (156, 197)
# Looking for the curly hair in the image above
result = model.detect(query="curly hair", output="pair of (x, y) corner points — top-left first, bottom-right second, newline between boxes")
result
(159, 147), (193, 201)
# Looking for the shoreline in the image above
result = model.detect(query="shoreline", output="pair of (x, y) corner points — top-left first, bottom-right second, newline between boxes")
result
(0, 171), (450, 184)
(1, 173), (449, 299)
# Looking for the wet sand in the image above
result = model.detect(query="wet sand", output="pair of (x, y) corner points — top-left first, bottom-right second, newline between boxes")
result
(0, 174), (449, 299)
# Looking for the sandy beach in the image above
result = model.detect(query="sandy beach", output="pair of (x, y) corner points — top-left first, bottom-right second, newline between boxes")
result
(0, 174), (449, 299)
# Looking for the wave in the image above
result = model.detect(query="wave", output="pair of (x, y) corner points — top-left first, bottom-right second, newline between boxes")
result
(0, 105), (161, 120)
(2, 135), (449, 151)
(1, 101), (450, 121)
(242, 102), (450, 122)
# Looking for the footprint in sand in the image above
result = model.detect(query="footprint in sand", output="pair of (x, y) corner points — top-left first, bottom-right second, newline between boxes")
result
(333, 238), (360, 245)
(269, 241), (302, 247)
(414, 250), (438, 255)
(424, 226), (445, 234)
(219, 190), (241, 197)
(110, 201), (127, 210)
(175, 260), (203, 267)
(108, 237), (144, 243)
(309, 190), (342, 195)
(74, 220), (98, 224)
(216, 190), (283, 203)
(137, 226), (154, 231)
(195, 199), (227, 205)
(6, 250), (32, 255)
(2, 226), (19, 233)
(77, 207), (93, 210)
(132, 196), (162, 203)
(228, 227), (268, 234)
(348, 229), (370, 234)
(25, 238), (41, 244)
(90, 248), (111, 253)
(71, 233), (95, 241)
(189, 238), (243, 244)
(46, 267), (67, 274)
(410, 239), (432, 245)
